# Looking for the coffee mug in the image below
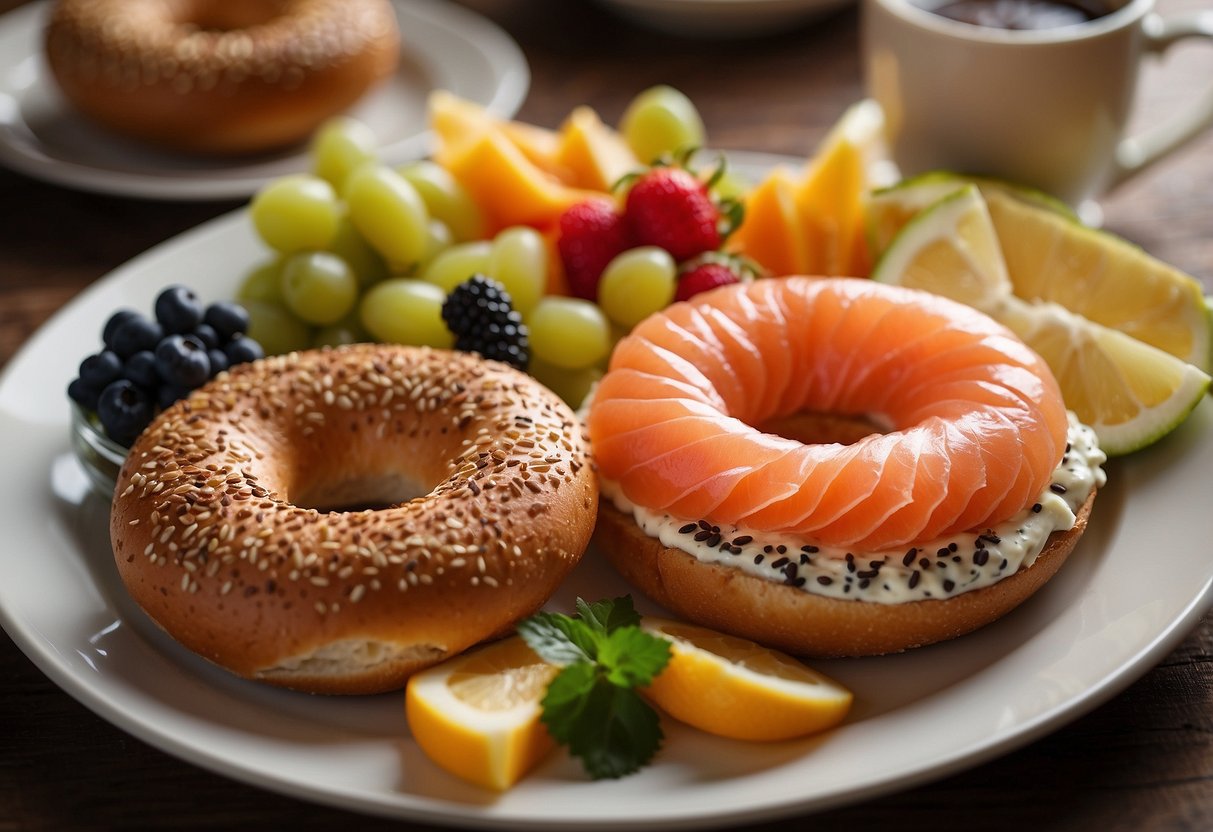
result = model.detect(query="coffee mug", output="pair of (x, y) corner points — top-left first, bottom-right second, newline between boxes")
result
(862, 0), (1213, 208)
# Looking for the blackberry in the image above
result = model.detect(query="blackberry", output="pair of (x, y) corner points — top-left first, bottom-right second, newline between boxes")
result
(441, 275), (530, 371)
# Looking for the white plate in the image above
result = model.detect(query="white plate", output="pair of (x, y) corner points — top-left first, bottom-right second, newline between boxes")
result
(2, 151), (1212, 828)
(595, 0), (854, 38)
(0, 0), (529, 201)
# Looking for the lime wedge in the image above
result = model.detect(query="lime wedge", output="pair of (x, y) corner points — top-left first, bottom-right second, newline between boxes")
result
(984, 189), (1211, 371)
(870, 185), (1010, 310)
(866, 170), (1076, 256)
(873, 187), (1211, 455)
(997, 296), (1210, 456)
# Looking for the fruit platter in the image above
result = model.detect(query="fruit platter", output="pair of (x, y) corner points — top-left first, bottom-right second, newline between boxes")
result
(2, 75), (1212, 830)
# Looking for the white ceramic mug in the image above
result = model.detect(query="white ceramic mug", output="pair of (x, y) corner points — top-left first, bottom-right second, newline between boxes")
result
(862, 0), (1213, 208)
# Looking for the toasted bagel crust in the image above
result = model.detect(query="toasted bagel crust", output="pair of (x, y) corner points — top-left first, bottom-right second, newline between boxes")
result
(594, 491), (1094, 657)
(110, 345), (597, 694)
(45, 0), (400, 154)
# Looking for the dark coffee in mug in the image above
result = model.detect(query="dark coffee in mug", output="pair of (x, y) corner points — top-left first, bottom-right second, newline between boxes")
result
(927, 0), (1111, 29)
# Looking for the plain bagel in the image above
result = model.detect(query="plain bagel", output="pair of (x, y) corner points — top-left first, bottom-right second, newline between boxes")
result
(109, 344), (597, 694)
(44, 0), (400, 155)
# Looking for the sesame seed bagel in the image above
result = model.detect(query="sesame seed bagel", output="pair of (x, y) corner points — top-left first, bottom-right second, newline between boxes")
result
(110, 344), (597, 694)
(593, 490), (1094, 658)
(44, 0), (400, 155)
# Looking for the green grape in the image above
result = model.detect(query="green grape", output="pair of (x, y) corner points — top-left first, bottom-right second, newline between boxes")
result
(598, 247), (677, 328)
(488, 226), (547, 316)
(530, 358), (603, 410)
(345, 165), (430, 267)
(280, 251), (358, 325)
(250, 174), (340, 254)
(527, 296), (612, 370)
(360, 278), (454, 348)
(422, 218), (454, 267)
(397, 160), (486, 242)
(243, 300), (314, 356)
(237, 258), (285, 304)
(313, 324), (363, 348)
(311, 116), (378, 191)
(313, 306), (369, 348)
(620, 85), (707, 165)
(328, 215), (389, 288)
(420, 241), (494, 293)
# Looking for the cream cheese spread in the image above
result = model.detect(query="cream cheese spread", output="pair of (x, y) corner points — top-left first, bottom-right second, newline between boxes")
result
(600, 413), (1106, 604)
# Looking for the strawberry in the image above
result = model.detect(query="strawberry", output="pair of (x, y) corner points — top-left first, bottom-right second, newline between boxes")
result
(557, 199), (632, 301)
(675, 257), (745, 302)
(624, 167), (721, 262)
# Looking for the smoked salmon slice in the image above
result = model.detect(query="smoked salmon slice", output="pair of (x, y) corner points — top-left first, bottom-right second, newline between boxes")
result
(587, 277), (1068, 550)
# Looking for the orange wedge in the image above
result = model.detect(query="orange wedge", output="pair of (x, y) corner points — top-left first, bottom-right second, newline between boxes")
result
(641, 618), (853, 742)
(730, 99), (887, 278)
(554, 106), (640, 191)
(405, 636), (558, 791)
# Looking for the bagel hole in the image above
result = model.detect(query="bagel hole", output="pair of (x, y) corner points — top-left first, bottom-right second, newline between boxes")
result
(291, 473), (431, 514)
(179, 0), (287, 32)
(756, 412), (891, 445)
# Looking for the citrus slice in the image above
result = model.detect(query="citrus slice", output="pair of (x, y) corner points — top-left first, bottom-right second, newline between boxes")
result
(870, 184), (1011, 310)
(997, 296), (1210, 455)
(984, 188), (1212, 371)
(405, 636), (558, 790)
(865, 170), (1075, 255)
(872, 188), (1211, 455)
(868, 174), (1211, 370)
(639, 618), (852, 742)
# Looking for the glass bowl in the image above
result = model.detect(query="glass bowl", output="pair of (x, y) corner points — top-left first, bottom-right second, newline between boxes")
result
(70, 402), (128, 500)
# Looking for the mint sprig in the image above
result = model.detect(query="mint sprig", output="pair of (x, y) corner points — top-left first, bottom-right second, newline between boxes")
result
(517, 596), (671, 780)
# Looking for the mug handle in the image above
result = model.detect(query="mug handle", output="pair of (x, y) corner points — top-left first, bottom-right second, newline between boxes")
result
(1108, 10), (1213, 188)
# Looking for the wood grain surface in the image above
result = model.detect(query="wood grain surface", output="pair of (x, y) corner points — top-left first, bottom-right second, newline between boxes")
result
(1, 0), (1211, 829)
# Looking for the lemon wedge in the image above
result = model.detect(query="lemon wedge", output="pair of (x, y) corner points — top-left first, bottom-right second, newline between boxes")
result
(997, 296), (1210, 454)
(871, 184), (1010, 309)
(868, 174), (1211, 370)
(984, 189), (1211, 370)
(639, 618), (852, 742)
(405, 636), (558, 791)
(866, 170), (1077, 255)
(871, 187), (1211, 455)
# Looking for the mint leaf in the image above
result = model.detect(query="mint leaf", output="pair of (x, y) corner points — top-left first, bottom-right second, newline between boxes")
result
(576, 595), (641, 635)
(597, 625), (671, 688)
(517, 612), (595, 665)
(521, 595), (672, 781)
(565, 680), (663, 780)
(540, 662), (598, 744)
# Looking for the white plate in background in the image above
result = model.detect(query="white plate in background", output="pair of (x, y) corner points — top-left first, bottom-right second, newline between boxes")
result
(0, 0), (529, 201)
(1, 152), (1211, 828)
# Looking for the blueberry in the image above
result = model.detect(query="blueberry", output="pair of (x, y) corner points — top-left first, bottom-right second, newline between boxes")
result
(154, 334), (211, 388)
(208, 348), (230, 374)
(102, 309), (140, 350)
(157, 384), (191, 410)
(204, 301), (250, 341)
(121, 350), (159, 389)
(224, 334), (264, 366)
(110, 315), (163, 359)
(192, 323), (220, 349)
(67, 378), (102, 411)
(97, 380), (153, 447)
(78, 350), (123, 388)
(154, 285), (205, 334)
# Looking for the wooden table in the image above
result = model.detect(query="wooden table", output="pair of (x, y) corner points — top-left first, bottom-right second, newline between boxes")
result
(2, 0), (1212, 828)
